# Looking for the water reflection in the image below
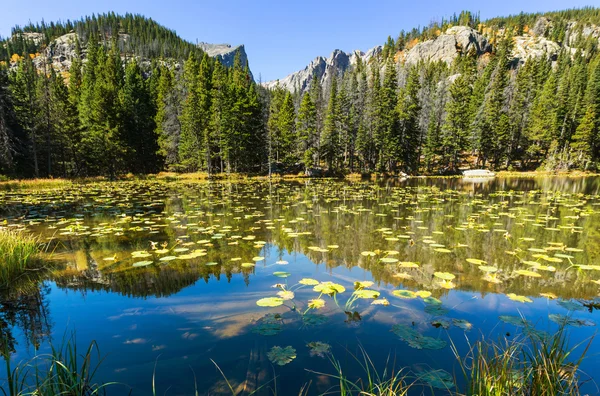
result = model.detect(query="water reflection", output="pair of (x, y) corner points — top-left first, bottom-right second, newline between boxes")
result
(1, 177), (600, 394)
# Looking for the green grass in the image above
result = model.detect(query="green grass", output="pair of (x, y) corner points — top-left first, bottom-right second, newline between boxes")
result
(1, 332), (114, 396)
(451, 325), (593, 396)
(0, 326), (593, 395)
(307, 345), (415, 396)
(0, 229), (39, 286)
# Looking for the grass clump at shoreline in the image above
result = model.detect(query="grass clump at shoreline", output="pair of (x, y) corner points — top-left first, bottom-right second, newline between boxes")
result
(0, 229), (39, 286)
(1, 332), (113, 396)
(452, 325), (593, 396)
(0, 325), (594, 395)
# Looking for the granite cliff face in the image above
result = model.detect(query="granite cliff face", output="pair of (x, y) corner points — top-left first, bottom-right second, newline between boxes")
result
(197, 42), (253, 79)
(10, 32), (251, 78)
(264, 17), (600, 93)
(263, 47), (381, 92)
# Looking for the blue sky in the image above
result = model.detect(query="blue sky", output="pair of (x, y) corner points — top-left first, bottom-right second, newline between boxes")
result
(1, 0), (598, 81)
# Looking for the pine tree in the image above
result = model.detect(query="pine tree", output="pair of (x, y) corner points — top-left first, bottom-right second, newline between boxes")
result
(398, 66), (421, 173)
(10, 55), (40, 177)
(277, 91), (296, 165)
(0, 66), (16, 174)
(474, 33), (512, 168)
(440, 74), (472, 171)
(526, 71), (558, 162)
(378, 59), (400, 172)
(321, 74), (340, 171)
(155, 66), (181, 168)
(49, 69), (79, 176)
(267, 85), (285, 163)
(120, 59), (159, 173)
(178, 54), (204, 171)
(209, 60), (231, 173)
(296, 92), (317, 170)
(79, 42), (124, 177)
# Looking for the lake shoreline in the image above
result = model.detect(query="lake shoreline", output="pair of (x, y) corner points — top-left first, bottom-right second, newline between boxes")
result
(1, 169), (599, 190)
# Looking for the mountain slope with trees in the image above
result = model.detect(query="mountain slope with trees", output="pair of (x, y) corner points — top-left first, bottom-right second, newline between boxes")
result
(1, 8), (600, 178)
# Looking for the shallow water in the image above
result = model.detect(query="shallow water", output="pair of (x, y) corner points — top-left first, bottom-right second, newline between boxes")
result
(1, 176), (600, 395)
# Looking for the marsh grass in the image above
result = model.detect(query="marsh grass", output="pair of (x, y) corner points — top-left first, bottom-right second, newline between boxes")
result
(0, 179), (74, 191)
(1, 332), (114, 396)
(307, 345), (415, 396)
(0, 229), (39, 286)
(451, 325), (594, 396)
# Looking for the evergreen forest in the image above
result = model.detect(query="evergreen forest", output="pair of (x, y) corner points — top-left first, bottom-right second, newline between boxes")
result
(2, 9), (600, 178)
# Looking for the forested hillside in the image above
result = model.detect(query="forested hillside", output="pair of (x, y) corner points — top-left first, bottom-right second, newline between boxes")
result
(1, 9), (600, 178)
(0, 13), (263, 178)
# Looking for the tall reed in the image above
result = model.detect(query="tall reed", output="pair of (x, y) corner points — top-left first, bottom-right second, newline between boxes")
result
(0, 229), (38, 286)
(451, 325), (593, 396)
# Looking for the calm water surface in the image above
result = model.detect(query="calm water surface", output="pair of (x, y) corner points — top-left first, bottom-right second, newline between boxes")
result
(1, 177), (600, 395)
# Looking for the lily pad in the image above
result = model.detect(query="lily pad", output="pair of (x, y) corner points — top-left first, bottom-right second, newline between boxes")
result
(308, 299), (326, 309)
(372, 298), (390, 306)
(277, 290), (295, 300)
(354, 289), (380, 299)
(132, 260), (153, 267)
(303, 313), (328, 326)
(420, 369), (454, 389)
(267, 346), (296, 366)
(299, 278), (319, 285)
(499, 315), (530, 327)
(256, 297), (284, 307)
(434, 272), (455, 281)
(549, 314), (595, 327)
(507, 293), (533, 303)
(159, 256), (177, 262)
(273, 271), (291, 278)
(391, 324), (447, 350)
(252, 314), (283, 336)
(392, 290), (416, 299)
(424, 304), (449, 316)
(557, 300), (585, 311)
(313, 282), (346, 295)
(307, 341), (331, 358)
(452, 319), (473, 331)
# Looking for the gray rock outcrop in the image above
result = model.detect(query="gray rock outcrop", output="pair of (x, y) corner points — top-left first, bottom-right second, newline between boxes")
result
(512, 35), (561, 63)
(197, 42), (253, 80)
(404, 26), (491, 66)
(262, 47), (379, 93)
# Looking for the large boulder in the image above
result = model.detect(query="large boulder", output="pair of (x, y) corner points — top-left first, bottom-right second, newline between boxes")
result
(404, 26), (491, 66)
(512, 35), (561, 63)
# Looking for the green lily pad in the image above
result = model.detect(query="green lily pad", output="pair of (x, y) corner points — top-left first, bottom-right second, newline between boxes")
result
(252, 314), (283, 336)
(299, 278), (319, 285)
(392, 290), (416, 299)
(557, 300), (585, 311)
(313, 282), (346, 295)
(391, 324), (447, 350)
(132, 260), (153, 267)
(267, 346), (296, 366)
(273, 271), (291, 278)
(425, 304), (449, 316)
(549, 314), (595, 327)
(452, 319), (473, 331)
(159, 256), (177, 262)
(256, 297), (284, 307)
(420, 369), (454, 389)
(302, 313), (328, 326)
(434, 272), (455, 281)
(307, 341), (331, 358)
(354, 289), (380, 299)
(499, 315), (530, 327)
(431, 319), (450, 329)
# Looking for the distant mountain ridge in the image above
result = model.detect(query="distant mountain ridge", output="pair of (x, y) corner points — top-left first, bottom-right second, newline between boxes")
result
(263, 12), (600, 93)
(1, 13), (252, 77)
